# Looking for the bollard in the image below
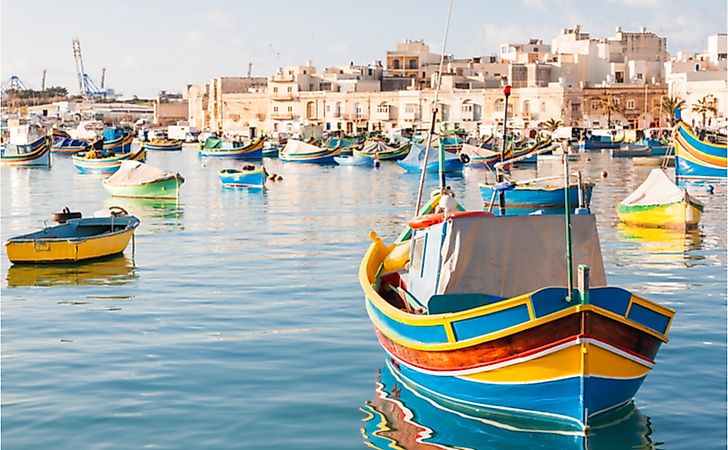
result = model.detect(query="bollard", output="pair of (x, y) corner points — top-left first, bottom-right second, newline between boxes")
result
(578, 264), (590, 305)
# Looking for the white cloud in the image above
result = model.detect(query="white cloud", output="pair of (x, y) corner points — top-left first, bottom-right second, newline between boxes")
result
(607, 0), (659, 6)
(521, 0), (546, 9)
(205, 10), (234, 30)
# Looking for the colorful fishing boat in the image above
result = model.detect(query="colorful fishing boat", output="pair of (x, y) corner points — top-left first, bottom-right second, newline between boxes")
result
(263, 142), (281, 158)
(0, 136), (51, 167)
(5, 210), (140, 264)
(52, 137), (93, 154)
(279, 139), (340, 164)
(102, 128), (133, 155)
(143, 139), (183, 151)
(353, 141), (411, 160)
(479, 180), (594, 209)
(103, 161), (184, 199)
(617, 169), (702, 229)
(72, 148), (147, 174)
(218, 166), (266, 188)
(199, 137), (264, 159)
(461, 143), (510, 167)
(673, 120), (727, 179)
(579, 134), (620, 151)
(334, 155), (374, 166)
(639, 128), (672, 156)
(397, 143), (464, 173)
(360, 194), (674, 432)
(440, 136), (463, 153)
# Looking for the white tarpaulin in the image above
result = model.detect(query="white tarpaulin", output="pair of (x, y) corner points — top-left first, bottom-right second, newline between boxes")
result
(437, 214), (607, 299)
(361, 141), (390, 154)
(620, 169), (698, 207)
(104, 161), (179, 186)
(282, 139), (324, 155)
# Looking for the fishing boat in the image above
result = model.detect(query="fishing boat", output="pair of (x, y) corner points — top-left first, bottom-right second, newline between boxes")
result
(279, 139), (340, 164)
(52, 136), (93, 155)
(0, 136), (51, 167)
(263, 142), (281, 158)
(5, 209), (140, 264)
(102, 128), (133, 155)
(673, 120), (727, 179)
(72, 148), (147, 174)
(143, 138), (183, 151)
(218, 165), (266, 188)
(440, 136), (463, 153)
(611, 143), (651, 158)
(103, 160), (184, 199)
(638, 128), (672, 156)
(617, 168), (702, 229)
(479, 178), (594, 209)
(579, 133), (620, 151)
(360, 11), (673, 431)
(397, 143), (464, 173)
(353, 141), (411, 160)
(334, 155), (374, 166)
(199, 137), (264, 159)
(460, 143), (510, 167)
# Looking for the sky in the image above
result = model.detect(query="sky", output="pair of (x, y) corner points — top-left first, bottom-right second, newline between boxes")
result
(1, 0), (726, 98)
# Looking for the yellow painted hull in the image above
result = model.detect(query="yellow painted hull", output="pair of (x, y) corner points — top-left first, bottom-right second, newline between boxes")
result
(617, 199), (702, 229)
(6, 228), (135, 263)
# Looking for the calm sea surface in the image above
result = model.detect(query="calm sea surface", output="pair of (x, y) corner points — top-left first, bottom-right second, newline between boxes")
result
(1, 145), (726, 449)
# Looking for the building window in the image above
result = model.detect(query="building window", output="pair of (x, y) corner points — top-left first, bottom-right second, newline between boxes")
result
(570, 102), (580, 113)
(287, 106), (292, 112)
(355, 103), (362, 118)
(273, 87), (278, 93)
(335, 102), (342, 118)
(376, 104), (389, 114)
(273, 106), (278, 112)
(287, 86), (292, 93)
(494, 99), (504, 112)
(392, 60), (401, 70)
(626, 99), (636, 110)
(462, 103), (473, 113)
(591, 101), (599, 111)
(636, 73), (643, 80)
(405, 104), (417, 114)
(613, 98), (621, 107)
(408, 59), (417, 69)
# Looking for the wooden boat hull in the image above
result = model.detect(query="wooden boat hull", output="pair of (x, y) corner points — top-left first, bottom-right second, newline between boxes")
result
(218, 169), (266, 188)
(103, 176), (183, 199)
(360, 233), (674, 432)
(673, 121), (727, 179)
(479, 183), (593, 207)
(5, 216), (140, 264)
(279, 149), (340, 164)
(354, 144), (411, 161)
(72, 149), (147, 174)
(199, 139), (264, 158)
(144, 140), (182, 151)
(103, 134), (133, 154)
(617, 199), (702, 229)
(0, 137), (51, 167)
(578, 140), (620, 151)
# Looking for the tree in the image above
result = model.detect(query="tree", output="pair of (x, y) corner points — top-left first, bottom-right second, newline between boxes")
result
(692, 95), (717, 127)
(543, 118), (563, 132)
(594, 94), (623, 128)
(660, 95), (686, 126)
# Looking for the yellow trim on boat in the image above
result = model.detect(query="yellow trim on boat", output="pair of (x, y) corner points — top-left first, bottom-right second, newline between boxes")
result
(460, 343), (651, 383)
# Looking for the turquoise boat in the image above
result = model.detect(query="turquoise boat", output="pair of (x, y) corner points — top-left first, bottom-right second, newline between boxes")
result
(103, 160), (184, 199)
(144, 139), (183, 151)
(479, 180), (594, 209)
(673, 120), (727, 179)
(218, 166), (266, 188)
(397, 143), (464, 173)
(199, 137), (264, 159)
(0, 136), (51, 167)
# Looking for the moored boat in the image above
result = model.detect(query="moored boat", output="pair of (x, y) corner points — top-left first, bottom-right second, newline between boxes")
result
(143, 138), (183, 151)
(279, 139), (340, 164)
(218, 165), (266, 188)
(617, 168), (702, 229)
(199, 137), (264, 159)
(397, 143), (464, 173)
(103, 160), (184, 199)
(72, 148), (147, 174)
(52, 137), (93, 155)
(479, 179), (594, 209)
(0, 136), (51, 167)
(102, 128), (133, 154)
(611, 143), (651, 157)
(5, 210), (140, 264)
(353, 141), (411, 160)
(673, 120), (727, 179)
(334, 155), (374, 166)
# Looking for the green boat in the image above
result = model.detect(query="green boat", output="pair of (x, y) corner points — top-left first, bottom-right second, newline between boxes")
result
(103, 160), (184, 200)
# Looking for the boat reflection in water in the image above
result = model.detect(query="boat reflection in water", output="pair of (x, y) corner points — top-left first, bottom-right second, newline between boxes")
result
(6, 254), (137, 287)
(103, 196), (184, 232)
(617, 224), (703, 264)
(361, 361), (655, 450)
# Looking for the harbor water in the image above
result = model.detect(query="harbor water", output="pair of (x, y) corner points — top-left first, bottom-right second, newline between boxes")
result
(1, 146), (726, 449)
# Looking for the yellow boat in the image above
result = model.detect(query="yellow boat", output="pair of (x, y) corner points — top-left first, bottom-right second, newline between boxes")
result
(5, 211), (140, 264)
(617, 169), (702, 229)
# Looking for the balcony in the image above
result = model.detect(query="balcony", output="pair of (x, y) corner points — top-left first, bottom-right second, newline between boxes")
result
(270, 74), (295, 82)
(343, 113), (368, 121)
(270, 92), (295, 101)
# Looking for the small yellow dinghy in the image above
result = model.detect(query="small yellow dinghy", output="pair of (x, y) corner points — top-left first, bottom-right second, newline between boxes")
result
(617, 169), (703, 229)
(5, 208), (140, 264)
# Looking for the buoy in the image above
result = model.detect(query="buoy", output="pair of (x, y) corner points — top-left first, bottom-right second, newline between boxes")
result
(51, 207), (82, 224)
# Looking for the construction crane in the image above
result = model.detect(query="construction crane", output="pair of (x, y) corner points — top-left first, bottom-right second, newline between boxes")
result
(101, 67), (106, 89)
(72, 38), (114, 98)
(41, 70), (47, 91)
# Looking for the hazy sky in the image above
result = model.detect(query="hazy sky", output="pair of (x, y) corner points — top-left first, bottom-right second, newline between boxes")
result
(1, 0), (725, 98)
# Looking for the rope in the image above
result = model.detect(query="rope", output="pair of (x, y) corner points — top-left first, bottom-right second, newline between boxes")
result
(414, 0), (454, 216)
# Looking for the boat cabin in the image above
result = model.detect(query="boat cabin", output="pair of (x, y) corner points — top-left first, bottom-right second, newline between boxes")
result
(395, 213), (606, 315)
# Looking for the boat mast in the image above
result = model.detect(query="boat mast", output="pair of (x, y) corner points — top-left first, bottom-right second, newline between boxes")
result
(563, 145), (574, 302)
(414, 0), (454, 215)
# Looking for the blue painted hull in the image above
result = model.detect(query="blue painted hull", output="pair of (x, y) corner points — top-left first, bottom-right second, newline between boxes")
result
(579, 140), (620, 151)
(397, 158), (464, 173)
(391, 360), (645, 431)
(479, 184), (593, 207)
(218, 170), (265, 188)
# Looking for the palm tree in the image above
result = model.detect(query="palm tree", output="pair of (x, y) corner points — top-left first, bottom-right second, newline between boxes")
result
(660, 95), (686, 126)
(594, 94), (622, 128)
(543, 118), (563, 132)
(692, 95), (717, 127)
